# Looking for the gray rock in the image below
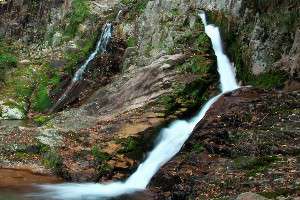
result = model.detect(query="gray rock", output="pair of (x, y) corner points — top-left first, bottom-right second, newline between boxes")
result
(236, 192), (270, 200)
(36, 129), (64, 148)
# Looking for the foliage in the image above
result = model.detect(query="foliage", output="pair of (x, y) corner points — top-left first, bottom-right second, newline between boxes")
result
(42, 150), (63, 173)
(192, 143), (205, 153)
(127, 36), (138, 47)
(0, 54), (17, 68)
(177, 55), (213, 75)
(234, 156), (279, 177)
(249, 71), (288, 89)
(91, 146), (112, 175)
(122, 0), (149, 21)
(160, 78), (212, 115)
(31, 83), (52, 112)
(0, 40), (18, 81)
(118, 137), (138, 153)
(91, 146), (110, 163)
(33, 115), (52, 126)
(64, 0), (90, 38)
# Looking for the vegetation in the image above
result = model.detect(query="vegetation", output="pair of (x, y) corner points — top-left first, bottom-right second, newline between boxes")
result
(91, 146), (112, 175)
(127, 36), (138, 47)
(192, 143), (205, 154)
(118, 137), (138, 153)
(42, 150), (63, 174)
(160, 77), (213, 115)
(177, 55), (213, 75)
(207, 9), (292, 90)
(0, 40), (18, 81)
(64, 0), (90, 38)
(234, 156), (279, 177)
(33, 114), (52, 126)
(122, 0), (149, 21)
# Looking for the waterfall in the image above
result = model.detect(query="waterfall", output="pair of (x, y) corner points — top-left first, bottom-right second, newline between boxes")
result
(35, 12), (239, 199)
(73, 23), (113, 82)
(199, 13), (239, 92)
(50, 23), (113, 112)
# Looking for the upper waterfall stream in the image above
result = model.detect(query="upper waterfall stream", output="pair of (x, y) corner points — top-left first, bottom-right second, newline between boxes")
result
(50, 23), (113, 112)
(34, 12), (239, 199)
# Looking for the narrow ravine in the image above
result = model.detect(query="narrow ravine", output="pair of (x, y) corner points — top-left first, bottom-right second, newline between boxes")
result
(50, 23), (113, 112)
(33, 12), (239, 200)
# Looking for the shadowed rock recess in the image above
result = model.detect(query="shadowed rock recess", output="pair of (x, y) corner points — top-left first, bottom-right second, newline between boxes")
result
(0, 0), (299, 199)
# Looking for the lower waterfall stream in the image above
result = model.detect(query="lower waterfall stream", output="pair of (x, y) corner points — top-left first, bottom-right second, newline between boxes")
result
(32, 12), (239, 199)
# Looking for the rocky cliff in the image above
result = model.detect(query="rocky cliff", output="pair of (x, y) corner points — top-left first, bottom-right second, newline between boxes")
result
(0, 0), (299, 199)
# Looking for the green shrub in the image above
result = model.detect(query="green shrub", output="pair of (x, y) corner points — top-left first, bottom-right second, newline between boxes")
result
(160, 78), (212, 115)
(234, 156), (279, 176)
(65, 0), (90, 38)
(192, 143), (205, 153)
(127, 36), (138, 47)
(42, 150), (63, 173)
(91, 146), (110, 163)
(250, 71), (288, 89)
(0, 53), (17, 81)
(177, 56), (212, 75)
(31, 83), (52, 112)
(0, 54), (17, 67)
(33, 115), (52, 126)
(119, 137), (138, 153)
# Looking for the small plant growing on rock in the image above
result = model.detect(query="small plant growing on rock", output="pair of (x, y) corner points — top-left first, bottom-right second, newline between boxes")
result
(42, 150), (63, 174)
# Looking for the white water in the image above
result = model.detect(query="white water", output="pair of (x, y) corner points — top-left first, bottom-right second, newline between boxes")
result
(199, 13), (239, 92)
(35, 12), (239, 199)
(73, 23), (113, 82)
(50, 23), (113, 112)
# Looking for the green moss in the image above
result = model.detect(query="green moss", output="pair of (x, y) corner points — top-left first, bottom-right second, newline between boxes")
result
(0, 40), (18, 81)
(249, 71), (288, 89)
(259, 187), (300, 199)
(91, 146), (110, 163)
(127, 36), (138, 47)
(31, 83), (52, 112)
(121, 0), (135, 5)
(171, 8), (180, 16)
(42, 150), (63, 173)
(91, 146), (113, 175)
(0, 54), (17, 67)
(64, 0), (90, 38)
(33, 114), (52, 126)
(159, 77), (213, 115)
(234, 156), (279, 177)
(118, 137), (138, 153)
(177, 55), (213, 75)
(15, 152), (30, 160)
(192, 143), (205, 153)
(123, 0), (149, 21)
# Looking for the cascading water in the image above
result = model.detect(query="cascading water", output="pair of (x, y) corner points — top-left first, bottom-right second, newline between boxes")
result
(50, 23), (113, 112)
(35, 12), (239, 199)
(73, 23), (113, 82)
(199, 13), (239, 92)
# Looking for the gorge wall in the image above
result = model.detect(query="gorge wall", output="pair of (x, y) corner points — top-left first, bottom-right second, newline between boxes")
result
(0, 0), (299, 199)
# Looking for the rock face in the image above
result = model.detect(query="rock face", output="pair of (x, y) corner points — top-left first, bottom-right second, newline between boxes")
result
(236, 192), (270, 200)
(197, 0), (300, 80)
(0, 0), (299, 199)
(150, 87), (300, 199)
(0, 0), (65, 43)
(203, 1), (300, 80)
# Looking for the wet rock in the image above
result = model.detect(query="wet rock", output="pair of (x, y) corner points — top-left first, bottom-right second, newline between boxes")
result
(36, 129), (64, 148)
(150, 87), (300, 199)
(52, 32), (63, 47)
(0, 105), (25, 120)
(236, 192), (270, 200)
